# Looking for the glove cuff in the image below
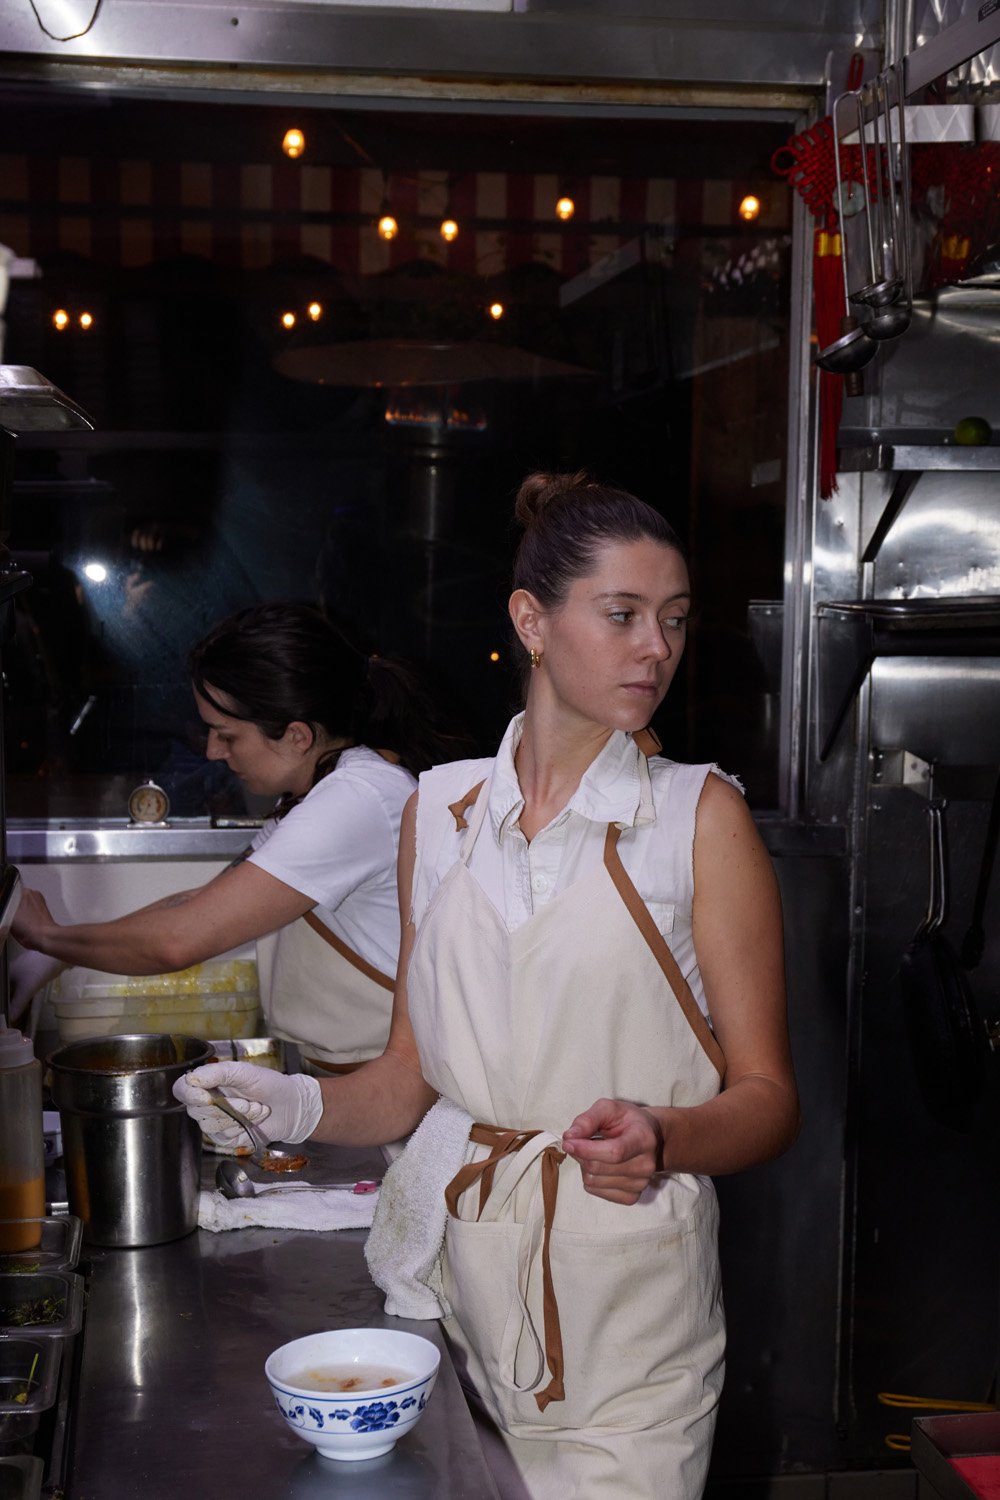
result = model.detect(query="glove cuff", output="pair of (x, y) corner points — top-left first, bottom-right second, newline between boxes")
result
(289, 1073), (324, 1142)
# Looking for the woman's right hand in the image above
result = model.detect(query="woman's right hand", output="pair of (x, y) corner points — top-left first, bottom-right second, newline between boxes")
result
(172, 1062), (324, 1147)
(11, 887), (58, 953)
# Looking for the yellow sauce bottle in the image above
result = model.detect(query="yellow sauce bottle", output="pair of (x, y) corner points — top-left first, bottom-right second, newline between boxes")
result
(0, 1023), (45, 1251)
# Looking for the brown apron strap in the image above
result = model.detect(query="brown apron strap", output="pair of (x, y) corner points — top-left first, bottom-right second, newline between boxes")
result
(447, 780), (486, 832)
(602, 824), (726, 1079)
(445, 1120), (567, 1411)
(632, 724), (662, 757)
(303, 1057), (366, 1075)
(301, 910), (395, 992)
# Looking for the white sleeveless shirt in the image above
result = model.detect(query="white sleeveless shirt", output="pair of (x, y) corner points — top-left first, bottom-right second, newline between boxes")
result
(413, 714), (740, 1023)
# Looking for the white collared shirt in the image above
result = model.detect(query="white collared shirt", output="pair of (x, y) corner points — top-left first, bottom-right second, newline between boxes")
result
(413, 715), (738, 1019)
(474, 714), (655, 928)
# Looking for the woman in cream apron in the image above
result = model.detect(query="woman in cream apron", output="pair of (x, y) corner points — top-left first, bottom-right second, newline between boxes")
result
(173, 475), (799, 1495)
(405, 743), (728, 1498)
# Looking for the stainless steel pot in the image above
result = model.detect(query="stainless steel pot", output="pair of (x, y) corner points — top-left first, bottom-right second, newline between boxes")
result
(46, 1033), (213, 1247)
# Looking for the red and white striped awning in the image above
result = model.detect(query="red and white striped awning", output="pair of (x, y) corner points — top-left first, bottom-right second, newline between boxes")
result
(0, 155), (789, 278)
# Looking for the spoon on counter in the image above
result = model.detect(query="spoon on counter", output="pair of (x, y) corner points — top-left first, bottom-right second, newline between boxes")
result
(205, 1088), (309, 1172)
(215, 1159), (379, 1199)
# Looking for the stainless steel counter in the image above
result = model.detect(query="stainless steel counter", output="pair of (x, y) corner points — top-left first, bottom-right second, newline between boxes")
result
(66, 1144), (501, 1500)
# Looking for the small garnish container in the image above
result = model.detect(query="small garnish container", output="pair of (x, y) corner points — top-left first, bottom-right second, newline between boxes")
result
(0, 1335), (60, 1450)
(0, 1272), (84, 1340)
(0, 1219), (82, 1275)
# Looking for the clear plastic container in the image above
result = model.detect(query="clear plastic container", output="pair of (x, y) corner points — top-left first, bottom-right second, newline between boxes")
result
(53, 958), (260, 1042)
(0, 1031), (44, 1255)
(0, 1335), (61, 1449)
(0, 1218), (82, 1275)
(0, 1272), (84, 1339)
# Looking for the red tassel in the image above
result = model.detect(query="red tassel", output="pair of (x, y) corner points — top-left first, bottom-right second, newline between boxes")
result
(814, 228), (844, 499)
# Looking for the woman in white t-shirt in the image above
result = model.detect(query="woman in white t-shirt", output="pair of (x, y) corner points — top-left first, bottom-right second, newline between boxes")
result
(12, 602), (465, 1069)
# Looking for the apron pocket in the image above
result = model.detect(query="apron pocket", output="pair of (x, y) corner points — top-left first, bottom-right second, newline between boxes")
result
(442, 1192), (724, 1435)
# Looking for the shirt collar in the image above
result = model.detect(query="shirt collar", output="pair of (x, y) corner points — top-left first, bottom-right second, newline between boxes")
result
(487, 713), (655, 844)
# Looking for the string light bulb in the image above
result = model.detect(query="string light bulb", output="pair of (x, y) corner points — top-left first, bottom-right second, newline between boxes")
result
(555, 195), (575, 221)
(53, 309), (69, 331)
(739, 194), (762, 222)
(307, 302), (323, 322)
(488, 302), (504, 321)
(281, 311), (296, 329)
(440, 217), (459, 243)
(79, 312), (93, 329)
(282, 128), (306, 159)
(377, 212), (399, 241)
(489, 650), (500, 663)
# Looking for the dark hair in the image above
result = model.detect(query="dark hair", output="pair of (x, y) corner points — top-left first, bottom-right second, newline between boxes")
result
(189, 602), (467, 790)
(512, 470), (686, 612)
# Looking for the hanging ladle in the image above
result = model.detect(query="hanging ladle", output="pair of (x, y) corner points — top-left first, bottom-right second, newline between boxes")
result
(850, 83), (903, 310)
(859, 71), (911, 340)
(815, 91), (879, 376)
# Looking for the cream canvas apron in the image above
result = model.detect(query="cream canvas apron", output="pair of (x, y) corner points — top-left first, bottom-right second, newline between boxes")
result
(256, 912), (394, 1069)
(406, 776), (727, 1500)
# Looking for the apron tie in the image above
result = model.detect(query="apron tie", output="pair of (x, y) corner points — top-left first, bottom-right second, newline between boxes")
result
(445, 1122), (567, 1411)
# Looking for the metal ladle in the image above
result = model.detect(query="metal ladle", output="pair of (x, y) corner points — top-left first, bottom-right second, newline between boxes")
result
(850, 84), (902, 310)
(215, 1159), (379, 1199)
(861, 72), (911, 340)
(205, 1088), (308, 1172)
(814, 91), (879, 376)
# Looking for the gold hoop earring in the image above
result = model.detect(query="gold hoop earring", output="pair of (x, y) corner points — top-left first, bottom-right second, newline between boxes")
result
(529, 648), (541, 670)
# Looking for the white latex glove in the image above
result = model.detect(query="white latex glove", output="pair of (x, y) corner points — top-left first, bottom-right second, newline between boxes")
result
(172, 1061), (324, 1147)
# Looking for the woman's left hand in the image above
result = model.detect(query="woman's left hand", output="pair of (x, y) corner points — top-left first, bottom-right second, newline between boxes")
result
(561, 1097), (665, 1205)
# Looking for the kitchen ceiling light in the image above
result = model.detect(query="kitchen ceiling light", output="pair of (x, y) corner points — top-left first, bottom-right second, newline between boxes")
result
(739, 194), (762, 222)
(378, 213), (399, 241)
(488, 302), (504, 320)
(79, 312), (93, 329)
(555, 196), (575, 221)
(52, 309), (69, 331)
(307, 302), (323, 321)
(282, 129), (306, 159)
(281, 311), (296, 329)
(440, 218), (459, 243)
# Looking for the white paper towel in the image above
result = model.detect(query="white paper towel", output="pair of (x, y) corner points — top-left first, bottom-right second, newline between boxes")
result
(198, 1183), (378, 1233)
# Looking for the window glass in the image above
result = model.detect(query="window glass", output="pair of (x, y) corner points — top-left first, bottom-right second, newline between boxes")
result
(1, 95), (792, 816)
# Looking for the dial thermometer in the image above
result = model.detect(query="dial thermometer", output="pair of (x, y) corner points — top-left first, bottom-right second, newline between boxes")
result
(128, 780), (170, 825)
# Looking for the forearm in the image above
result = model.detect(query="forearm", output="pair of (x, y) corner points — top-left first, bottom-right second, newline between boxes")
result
(18, 901), (211, 975)
(653, 1074), (800, 1178)
(309, 1049), (438, 1148)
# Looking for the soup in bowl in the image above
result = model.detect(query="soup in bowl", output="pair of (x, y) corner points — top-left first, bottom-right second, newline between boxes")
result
(265, 1327), (440, 1462)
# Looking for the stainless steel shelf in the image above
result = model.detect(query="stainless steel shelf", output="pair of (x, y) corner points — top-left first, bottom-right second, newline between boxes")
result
(838, 429), (1000, 474)
(816, 597), (1000, 760)
(8, 822), (257, 862)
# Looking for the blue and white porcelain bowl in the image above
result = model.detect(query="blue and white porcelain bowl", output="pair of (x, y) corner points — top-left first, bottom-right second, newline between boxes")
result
(265, 1327), (440, 1462)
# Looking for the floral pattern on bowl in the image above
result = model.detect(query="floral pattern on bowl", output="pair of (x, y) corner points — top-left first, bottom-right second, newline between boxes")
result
(265, 1328), (440, 1463)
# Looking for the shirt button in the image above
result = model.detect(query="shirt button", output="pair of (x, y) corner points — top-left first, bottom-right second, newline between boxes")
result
(531, 873), (550, 893)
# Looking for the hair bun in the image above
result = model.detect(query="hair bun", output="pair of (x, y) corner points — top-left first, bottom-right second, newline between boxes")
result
(513, 470), (592, 529)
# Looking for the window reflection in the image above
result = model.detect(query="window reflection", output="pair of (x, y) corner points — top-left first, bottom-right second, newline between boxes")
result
(1, 96), (793, 814)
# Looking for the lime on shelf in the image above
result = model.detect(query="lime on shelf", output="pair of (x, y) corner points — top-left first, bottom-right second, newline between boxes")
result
(953, 416), (992, 445)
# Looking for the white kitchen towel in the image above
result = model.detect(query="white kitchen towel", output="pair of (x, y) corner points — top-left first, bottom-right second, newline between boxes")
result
(198, 1182), (378, 1233)
(364, 1095), (474, 1320)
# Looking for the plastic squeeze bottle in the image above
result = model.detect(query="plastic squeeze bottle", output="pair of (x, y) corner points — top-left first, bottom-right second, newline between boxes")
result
(0, 1020), (45, 1251)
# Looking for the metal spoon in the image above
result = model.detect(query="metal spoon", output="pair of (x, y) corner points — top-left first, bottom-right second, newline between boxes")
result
(859, 74), (910, 338)
(815, 91), (879, 376)
(215, 1159), (379, 1199)
(204, 1088), (308, 1171)
(849, 84), (902, 309)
